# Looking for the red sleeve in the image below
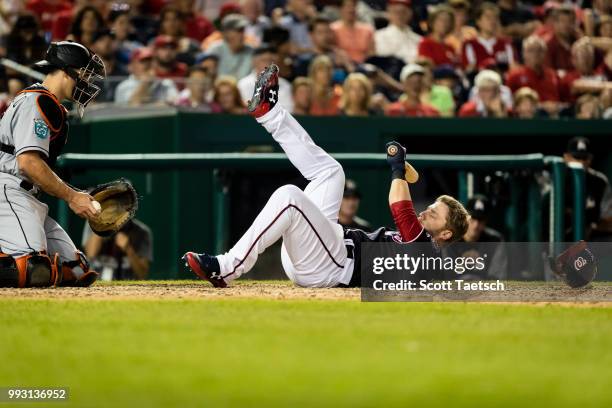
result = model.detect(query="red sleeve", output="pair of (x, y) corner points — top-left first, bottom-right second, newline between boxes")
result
(418, 38), (432, 60)
(384, 102), (403, 117)
(505, 70), (519, 92)
(458, 101), (479, 117)
(461, 41), (470, 68)
(390, 200), (424, 243)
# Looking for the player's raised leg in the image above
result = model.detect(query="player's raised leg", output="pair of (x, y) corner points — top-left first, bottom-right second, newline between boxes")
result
(249, 65), (345, 222)
(183, 65), (350, 288)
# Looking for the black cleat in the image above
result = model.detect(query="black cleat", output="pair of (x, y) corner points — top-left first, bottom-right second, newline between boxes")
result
(247, 64), (279, 118)
(182, 252), (226, 288)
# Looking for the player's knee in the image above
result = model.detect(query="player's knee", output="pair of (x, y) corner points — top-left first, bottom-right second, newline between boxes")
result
(332, 162), (345, 185)
(271, 184), (304, 202)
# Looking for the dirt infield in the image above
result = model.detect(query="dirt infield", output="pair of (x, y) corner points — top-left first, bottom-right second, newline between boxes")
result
(0, 280), (359, 301)
(0, 280), (610, 305)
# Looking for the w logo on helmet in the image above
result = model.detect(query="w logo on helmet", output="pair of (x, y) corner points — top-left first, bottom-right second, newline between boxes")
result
(574, 256), (587, 270)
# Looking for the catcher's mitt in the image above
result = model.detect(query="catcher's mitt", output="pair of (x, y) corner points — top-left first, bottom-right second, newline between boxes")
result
(549, 241), (598, 288)
(88, 179), (138, 237)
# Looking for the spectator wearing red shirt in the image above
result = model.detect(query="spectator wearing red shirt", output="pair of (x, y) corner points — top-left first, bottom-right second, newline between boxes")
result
(462, 2), (515, 74)
(560, 38), (609, 103)
(459, 70), (509, 118)
(152, 35), (188, 82)
(330, 0), (375, 64)
(175, 0), (214, 42)
(545, 5), (579, 74)
(418, 4), (458, 67)
(26, 0), (72, 33)
(506, 35), (562, 115)
(51, 0), (108, 41)
(385, 64), (440, 117)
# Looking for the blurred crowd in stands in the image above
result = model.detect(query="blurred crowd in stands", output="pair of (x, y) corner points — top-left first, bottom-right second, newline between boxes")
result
(1, 0), (611, 118)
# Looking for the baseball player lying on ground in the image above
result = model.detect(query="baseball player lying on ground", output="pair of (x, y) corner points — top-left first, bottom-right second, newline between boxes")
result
(0, 41), (105, 288)
(183, 65), (469, 288)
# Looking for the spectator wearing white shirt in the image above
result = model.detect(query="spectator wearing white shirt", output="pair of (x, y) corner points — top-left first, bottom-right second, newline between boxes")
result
(238, 44), (293, 112)
(374, 0), (422, 64)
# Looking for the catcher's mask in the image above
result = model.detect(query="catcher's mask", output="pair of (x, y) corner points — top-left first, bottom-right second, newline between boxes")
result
(34, 41), (106, 117)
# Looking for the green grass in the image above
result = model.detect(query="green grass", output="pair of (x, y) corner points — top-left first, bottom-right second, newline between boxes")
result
(0, 289), (611, 407)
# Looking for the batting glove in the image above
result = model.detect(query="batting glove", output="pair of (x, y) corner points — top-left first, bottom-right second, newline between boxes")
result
(386, 141), (406, 180)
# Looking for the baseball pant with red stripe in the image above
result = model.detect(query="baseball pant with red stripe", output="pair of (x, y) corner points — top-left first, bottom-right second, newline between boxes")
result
(216, 106), (354, 287)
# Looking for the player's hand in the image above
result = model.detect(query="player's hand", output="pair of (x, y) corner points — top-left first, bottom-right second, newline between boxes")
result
(69, 191), (99, 219)
(385, 141), (406, 173)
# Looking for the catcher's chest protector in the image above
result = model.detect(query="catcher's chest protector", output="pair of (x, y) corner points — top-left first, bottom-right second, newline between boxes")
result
(18, 86), (69, 167)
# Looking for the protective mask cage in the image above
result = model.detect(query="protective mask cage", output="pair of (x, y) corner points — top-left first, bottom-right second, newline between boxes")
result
(69, 54), (106, 117)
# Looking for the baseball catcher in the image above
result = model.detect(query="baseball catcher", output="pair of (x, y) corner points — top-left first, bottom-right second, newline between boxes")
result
(183, 65), (469, 288)
(0, 41), (106, 288)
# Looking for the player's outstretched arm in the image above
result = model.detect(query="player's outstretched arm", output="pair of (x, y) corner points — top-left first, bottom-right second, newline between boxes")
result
(389, 179), (412, 205)
(17, 152), (99, 219)
(386, 141), (413, 205)
(385, 142), (424, 241)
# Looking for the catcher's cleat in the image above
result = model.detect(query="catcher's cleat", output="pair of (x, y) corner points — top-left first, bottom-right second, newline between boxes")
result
(75, 270), (99, 287)
(182, 252), (227, 288)
(247, 64), (279, 118)
(60, 270), (99, 287)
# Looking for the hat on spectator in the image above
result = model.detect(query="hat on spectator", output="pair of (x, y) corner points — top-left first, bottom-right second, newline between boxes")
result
(131, 47), (153, 62)
(566, 136), (592, 160)
(221, 14), (248, 31)
(253, 43), (276, 56)
(343, 179), (362, 199)
(474, 69), (502, 89)
(14, 14), (38, 30)
(400, 63), (425, 82)
(219, 2), (242, 20)
(387, 0), (411, 7)
(152, 35), (178, 49)
(433, 65), (459, 80)
(195, 52), (219, 64)
(466, 194), (490, 221)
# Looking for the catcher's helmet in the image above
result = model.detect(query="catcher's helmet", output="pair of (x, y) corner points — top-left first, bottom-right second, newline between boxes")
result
(34, 41), (106, 116)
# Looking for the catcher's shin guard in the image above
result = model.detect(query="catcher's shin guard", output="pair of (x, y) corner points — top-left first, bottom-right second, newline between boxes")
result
(59, 251), (99, 287)
(0, 252), (20, 287)
(0, 251), (60, 288)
